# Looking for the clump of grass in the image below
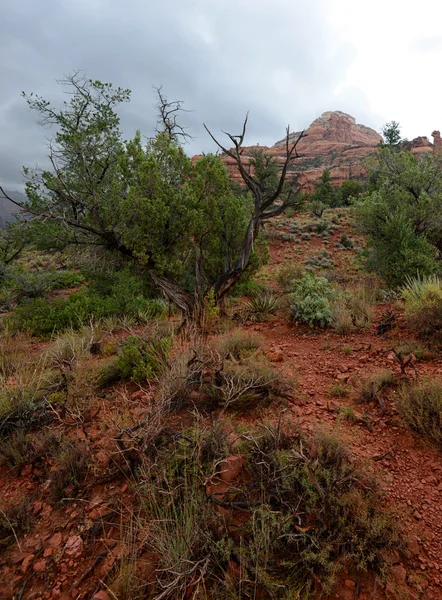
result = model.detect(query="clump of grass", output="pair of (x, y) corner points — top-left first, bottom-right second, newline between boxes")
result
(327, 382), (350, 398)
(127, 422), (401, 599)
(342, 345), (353, 355)
(359, 369), (395, 409)
(331, 285), (375, 334)
(215, 329), (263, 360)
(0, 497), (33, 548)
(397, 379), (442, 448)
(276, 263), (304, 291)
(402, 274), (442, 342)
(394, 340), (432, 361)
(49, 442), (89, 501)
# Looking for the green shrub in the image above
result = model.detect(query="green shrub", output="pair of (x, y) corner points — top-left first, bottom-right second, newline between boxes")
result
(305, 249), (335, 270)
(290, 273), (338, 327)
(115, 334), (172, 382)
(243, 291), (279, 321)
(402, 275), (442, 341)
(133, 422), (400, 599)
(216, 330), (263, 360)
(397, 379), (442, 448)
(276, 263), (304, 291)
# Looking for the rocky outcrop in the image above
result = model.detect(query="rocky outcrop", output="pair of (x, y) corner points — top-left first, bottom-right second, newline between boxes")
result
(432, 130), (442, 153)
(217, 111), (383, 191)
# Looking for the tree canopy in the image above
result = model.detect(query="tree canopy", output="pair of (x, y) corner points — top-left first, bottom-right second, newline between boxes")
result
(1, 73), (304, 323)
(356, 145), (442, 286)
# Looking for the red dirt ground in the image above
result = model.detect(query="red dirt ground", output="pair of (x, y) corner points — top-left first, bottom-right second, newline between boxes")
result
(1, 211), (442, 599)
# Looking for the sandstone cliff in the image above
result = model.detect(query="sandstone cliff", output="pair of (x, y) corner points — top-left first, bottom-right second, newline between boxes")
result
(210, 111), (437, 192)
(219, 111), (382, 191)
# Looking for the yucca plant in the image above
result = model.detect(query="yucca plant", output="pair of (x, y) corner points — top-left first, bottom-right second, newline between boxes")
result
(244, 291), (279, 321)
(402, 273), (442, 302)
(402, 273), (442, 340)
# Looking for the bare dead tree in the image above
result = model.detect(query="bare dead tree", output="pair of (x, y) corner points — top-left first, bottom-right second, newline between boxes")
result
(154, 86), (194, 143)
(205, 115), (306, 299)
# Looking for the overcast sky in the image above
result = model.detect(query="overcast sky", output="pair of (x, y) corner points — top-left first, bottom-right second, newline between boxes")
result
(2, 0), (442, 189)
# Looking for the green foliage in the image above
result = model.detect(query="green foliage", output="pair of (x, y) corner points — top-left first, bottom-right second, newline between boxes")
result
(243, 291), (279, 321)
(290, 273), (338, 327)
(338, 179), (364, 205)
(8, 269), (166, 336)
(402, 274), (442, 341)
(0, 268), (84, 309)
(134, 423), (400, 598)
(14, 74), (276, 317)
(397, 378), (442, 448)
(357, 148), (442, 286)
(114, 334), (172, 382)
(309, 169), (339, 214)
(381, 121), (402, 146)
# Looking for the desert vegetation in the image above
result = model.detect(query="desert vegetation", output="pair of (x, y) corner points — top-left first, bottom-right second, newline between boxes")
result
(1, 79), (442, 599)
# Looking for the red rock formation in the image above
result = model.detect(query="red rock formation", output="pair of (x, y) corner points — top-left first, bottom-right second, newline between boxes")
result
(432, 130), (442, 153)
(215, 111), (383, 191)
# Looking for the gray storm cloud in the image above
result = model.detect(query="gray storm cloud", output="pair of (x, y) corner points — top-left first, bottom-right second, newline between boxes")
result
(2, 0), (364, 189)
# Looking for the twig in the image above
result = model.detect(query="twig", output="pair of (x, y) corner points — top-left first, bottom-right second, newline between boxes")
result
(373, 444), (397, 462)
(71, 542), (117, 589)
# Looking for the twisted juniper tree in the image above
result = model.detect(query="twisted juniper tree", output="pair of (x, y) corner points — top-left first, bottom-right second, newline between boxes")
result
(1, 73), (305, 324)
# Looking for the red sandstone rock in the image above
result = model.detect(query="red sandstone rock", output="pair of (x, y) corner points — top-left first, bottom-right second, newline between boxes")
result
(33, 558), (47, 573)
(216, 111), (382, 191)
(48, 532), (63, 548)
(92, 592), (110, 600)
(21, 554), (34, 574)
(219, 455), (245, 483)
(64, 535), (83, 558)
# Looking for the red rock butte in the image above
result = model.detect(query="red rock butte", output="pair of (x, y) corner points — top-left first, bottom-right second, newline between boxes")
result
(196, 110), (438, 191)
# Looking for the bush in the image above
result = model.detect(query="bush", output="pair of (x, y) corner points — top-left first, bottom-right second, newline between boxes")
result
(215, 330), (263, 360)
(359, 370), (394, 408)
(397, 379), (442, 448)
(276, 263), (304, 291)
(114, 334), (172, 382)
(131, 423), (400, 599)
(290, 273), (338, 327)
(358, 209), (439, 287)
(243, 291), (279, 321)
(330, 285), (374, 334)
(0, 268), (85, 309)
(402, 274), (442, 341)
(305, 249), (335, 270)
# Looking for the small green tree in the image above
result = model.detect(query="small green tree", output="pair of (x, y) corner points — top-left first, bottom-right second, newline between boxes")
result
(357, 145), (442, 286)
(338, 179), (364, 205)
(381, 121), (402, 147)
(309, 169), (338, 215)
(1, 73), (305, 325)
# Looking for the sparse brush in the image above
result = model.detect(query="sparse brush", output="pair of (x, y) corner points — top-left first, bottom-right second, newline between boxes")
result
(327, 382), (350, 398)
(276, 264), (304, 291)
(0, 497), (33, 548)
(397, 378), (442, 448)
(0, 356), (53, 438)
(359, 369), (394, 408)
(216, 356), (290, 414)
(330, 285), (374, 334)
(49, 442), (89, 501)
(244, 291), (279, 321)
(215, 329), (263, 360)
(402, 275), (442, 341)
